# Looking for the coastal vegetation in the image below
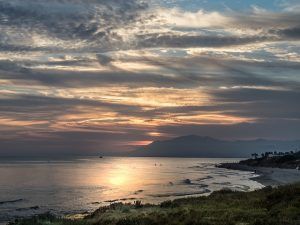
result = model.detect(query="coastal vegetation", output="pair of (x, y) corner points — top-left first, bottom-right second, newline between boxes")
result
(10, 182), (300, 225)
(242, 151), (300, 169)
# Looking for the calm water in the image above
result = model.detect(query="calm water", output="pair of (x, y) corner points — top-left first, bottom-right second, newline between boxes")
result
(0, 157), (264, 224)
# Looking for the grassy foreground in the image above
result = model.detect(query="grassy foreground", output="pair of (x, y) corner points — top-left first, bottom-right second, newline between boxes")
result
(10, 183), (300, 225)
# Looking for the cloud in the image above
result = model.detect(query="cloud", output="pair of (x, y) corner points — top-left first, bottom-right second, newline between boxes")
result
(277, 27), (300, 39)
(96, 54), (114, 65)
(0, 0), (299, 155)
(1, 1), (300, 53)
(0, 94), (143, 119)
(211, 88), (300, 120)
(156, 8), (229, 28)
(159, 7), (300, 30)
(136, 33), (273, 48)
(0, 66), (200, 89)
(0, 0), (148, 52)
(1, 53), (299, 90)
(156, 119), (300, 141)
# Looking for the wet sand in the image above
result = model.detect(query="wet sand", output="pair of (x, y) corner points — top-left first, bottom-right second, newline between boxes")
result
(218, 163), (300, 186)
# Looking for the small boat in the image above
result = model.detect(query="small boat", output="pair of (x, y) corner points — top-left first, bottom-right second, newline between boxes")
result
(99, 156), (103, 158)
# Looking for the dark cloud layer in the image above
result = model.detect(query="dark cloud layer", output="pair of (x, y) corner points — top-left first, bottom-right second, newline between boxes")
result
(2, 55), (299, 89)
(136, 34), (274, 48)
(0, 0), (148, 52)
(0, 0), (300, 53)
(156, 119), (300, 141)
(278, 27), (300, 39)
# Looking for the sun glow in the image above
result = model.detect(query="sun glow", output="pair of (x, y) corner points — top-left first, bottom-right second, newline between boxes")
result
(109, 173), (129, 186)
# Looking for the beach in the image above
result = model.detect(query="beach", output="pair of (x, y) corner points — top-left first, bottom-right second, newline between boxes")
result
(218, 163), (300, 186)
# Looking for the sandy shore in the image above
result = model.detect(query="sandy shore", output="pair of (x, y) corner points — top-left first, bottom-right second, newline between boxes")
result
(218, 163), (300, 186)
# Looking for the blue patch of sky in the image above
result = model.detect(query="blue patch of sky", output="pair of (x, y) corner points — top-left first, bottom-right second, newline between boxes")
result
(232, 49), (281, 62)
(150, 49), (189, 57)
(151, 0), (290, 12)
(170, 27), (233, 36)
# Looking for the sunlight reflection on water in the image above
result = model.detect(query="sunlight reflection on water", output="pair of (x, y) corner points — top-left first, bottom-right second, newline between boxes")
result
(0, 157), (263, 223)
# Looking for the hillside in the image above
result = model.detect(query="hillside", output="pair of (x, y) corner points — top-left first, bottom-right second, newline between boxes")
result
(130, 135), (300, 158)
(239, 151), (300, 169)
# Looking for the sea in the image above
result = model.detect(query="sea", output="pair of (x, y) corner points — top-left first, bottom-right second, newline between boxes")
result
(0, 157), (264, 224)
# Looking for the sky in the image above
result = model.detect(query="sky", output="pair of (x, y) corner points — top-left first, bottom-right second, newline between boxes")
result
(0, 0), (300, 156)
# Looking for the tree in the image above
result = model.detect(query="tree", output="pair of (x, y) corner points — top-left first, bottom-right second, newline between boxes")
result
(251, 153), (258, 159)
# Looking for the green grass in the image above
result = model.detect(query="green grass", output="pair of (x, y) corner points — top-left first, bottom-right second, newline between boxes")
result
(9, 183), (300, 225)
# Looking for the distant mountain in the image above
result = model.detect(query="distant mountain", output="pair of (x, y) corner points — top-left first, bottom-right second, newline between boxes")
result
(130, 135), (300, 158)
